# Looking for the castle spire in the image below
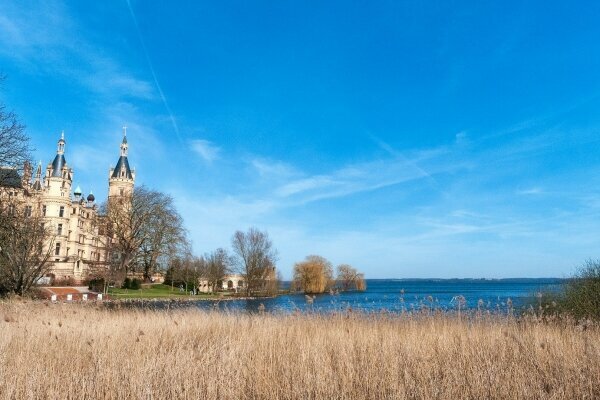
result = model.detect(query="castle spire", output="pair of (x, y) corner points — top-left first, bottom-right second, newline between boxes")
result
(109, 127), (135, 200)
(120, 126), (128, 156)
(50, 132), (68, 177)
(57, 131), (65, 155)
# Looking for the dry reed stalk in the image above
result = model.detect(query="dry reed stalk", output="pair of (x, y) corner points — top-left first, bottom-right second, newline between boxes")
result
(0, 301), (598, 399)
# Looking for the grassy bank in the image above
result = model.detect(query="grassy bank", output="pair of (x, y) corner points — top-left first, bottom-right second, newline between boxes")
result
(0, 302), (598, 399)
(107, 284), (233, 299)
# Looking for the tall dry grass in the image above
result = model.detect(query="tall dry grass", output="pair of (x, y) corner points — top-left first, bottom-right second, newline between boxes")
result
(0, 301), (598, 399)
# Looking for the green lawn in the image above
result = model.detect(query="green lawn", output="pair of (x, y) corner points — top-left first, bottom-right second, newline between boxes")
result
(107, 284), (231, 299)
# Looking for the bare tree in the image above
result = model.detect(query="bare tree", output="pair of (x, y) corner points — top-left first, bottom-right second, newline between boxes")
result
(292, 255), (334, 294)
(102, 186), (188, 282)
(336, 264), (366, 291)
(231, 228), (277, 296)
(0, 198), (55, 296)
(138, 193), (187, 281)
(202, 248), (231, 294)
(0, 76), (30, 186)
(165, 254), (201, 293)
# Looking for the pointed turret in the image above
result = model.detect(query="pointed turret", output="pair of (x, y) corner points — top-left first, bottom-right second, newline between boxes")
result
(109, 127), (135, 200)
(111, 127), (133, 179)
(50, 131), (67, 177)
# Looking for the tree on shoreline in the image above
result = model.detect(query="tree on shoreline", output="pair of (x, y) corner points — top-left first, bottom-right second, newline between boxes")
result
(292, 255), (334, 294)
(201, 248), (231, 294)
(231, 228), (277, 296)
(336, 264), (366, 291)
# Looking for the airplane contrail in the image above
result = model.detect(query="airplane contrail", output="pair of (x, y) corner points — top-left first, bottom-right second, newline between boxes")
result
(125, 0), (183, 144)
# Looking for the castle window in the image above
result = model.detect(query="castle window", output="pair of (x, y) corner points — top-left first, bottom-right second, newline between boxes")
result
(55, 243), (61, 256)
(120, 188), (124, 196)
(57, 224), (63, 236)
(66, 247), (69, 256)
(24, 206), (32, 217)
(42, 205), (46, 216)
(59, 206), (64, 217)
(72, 208), (76, 214)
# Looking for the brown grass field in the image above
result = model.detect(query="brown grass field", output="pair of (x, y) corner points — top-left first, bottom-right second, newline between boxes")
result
(0, 301), (598, 399)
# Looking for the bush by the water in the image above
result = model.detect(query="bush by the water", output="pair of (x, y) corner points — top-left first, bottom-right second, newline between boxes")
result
(539, 259), (600, 320)
(561, 259), (600, 320)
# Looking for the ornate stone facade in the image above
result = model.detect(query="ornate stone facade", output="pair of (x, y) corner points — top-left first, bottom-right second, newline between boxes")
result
(0, 130), (134, 283)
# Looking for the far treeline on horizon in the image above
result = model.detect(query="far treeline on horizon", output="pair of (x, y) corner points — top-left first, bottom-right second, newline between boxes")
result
(1, 1), (600, 282)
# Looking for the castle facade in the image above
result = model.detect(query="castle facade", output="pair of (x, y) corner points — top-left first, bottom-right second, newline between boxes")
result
(0, 130), (134, 283)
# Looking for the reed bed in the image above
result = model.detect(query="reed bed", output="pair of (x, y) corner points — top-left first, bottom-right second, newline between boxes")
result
(0, 301), (598, 399)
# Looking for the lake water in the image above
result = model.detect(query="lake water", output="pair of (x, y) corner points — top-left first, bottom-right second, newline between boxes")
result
(137, 279), (564, 314)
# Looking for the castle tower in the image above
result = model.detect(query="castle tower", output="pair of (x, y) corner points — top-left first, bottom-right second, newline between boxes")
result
(45, 131), (73, 197)
(108, 127), (135, 200)
(43, 132), (73, 268)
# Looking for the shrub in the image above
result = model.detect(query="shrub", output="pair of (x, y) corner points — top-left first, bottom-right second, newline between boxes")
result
(130, 278), (142, 290)
(88, 278), (105, 292)
(122, 277), (131, 290)
(562, 259), (600, 320)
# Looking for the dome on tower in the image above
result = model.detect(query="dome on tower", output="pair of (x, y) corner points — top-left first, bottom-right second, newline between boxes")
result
(87, 192), (95, 202)
(74, 185), (82, 195)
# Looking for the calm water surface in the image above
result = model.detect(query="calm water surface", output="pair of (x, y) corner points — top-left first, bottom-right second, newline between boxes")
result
(134, 279), (564, 314)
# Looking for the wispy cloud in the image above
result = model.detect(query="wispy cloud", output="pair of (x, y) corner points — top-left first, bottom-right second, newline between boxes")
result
(274, 150), (456, 204)
(517, 187), (544, 195)
(125, 0), (182, 144)
(250, 157), (297, 179)
(0, 2), (153, 100)
(191, 139), (221, 164)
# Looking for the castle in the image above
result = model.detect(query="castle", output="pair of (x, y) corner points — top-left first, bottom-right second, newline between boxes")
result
(0, 129), (134, 283)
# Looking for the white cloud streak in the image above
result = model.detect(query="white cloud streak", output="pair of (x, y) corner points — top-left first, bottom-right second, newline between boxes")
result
(125, 0), (183, 144)
(191, 139), (221, 163)
(0, 1), (154, 100)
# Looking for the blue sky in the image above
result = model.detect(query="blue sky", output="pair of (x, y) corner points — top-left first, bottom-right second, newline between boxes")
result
(1, 1), (600, 278)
